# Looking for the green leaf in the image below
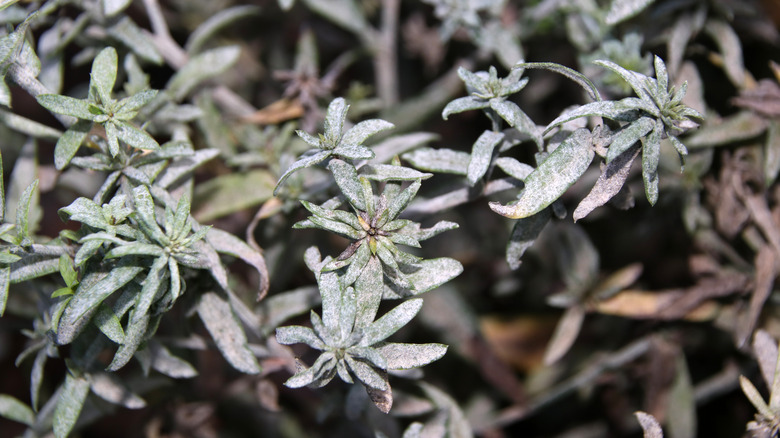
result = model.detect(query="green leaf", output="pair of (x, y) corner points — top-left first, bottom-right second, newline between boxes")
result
(36, 94), (95, 120)
(386, 257), (463, 298)
(284, 351), (336, 388)
(490, 129), (594, 219)
(197, 291), (261, 374)
(9, 254), (60, 283)
(59, 254), (78, 287)
(16, 179), (38, 245)
(353, 255), (383, 329)
(105, 242), (166, 258)
(386, 179), (421, 222)
(0, 0), (20, 11)
(53, 373), (90, 438)
(442, 96), (488, 120)
(402, 147), (470, 175)
(0, 394), (34, 426)
(107, 310), (149, 371)
(167, 46), (241, 100)
(54, 120), (91, 169)
(132, 185), (166, 243)
(376, 343), (448, 369)
(345, 355), (387, 390)
(94, 303), (125, 344)
(0, 266), (9, 316)
(90, 47), (118, 105)
(115, 121), (159, 150)
(490, 99), (542, 148)
(594, 60), (653, 102)
(545, 99), (654, 133)
(359, 299), (423, 347)
(467, 130), (504, 186)
(359, 164), (432, 182)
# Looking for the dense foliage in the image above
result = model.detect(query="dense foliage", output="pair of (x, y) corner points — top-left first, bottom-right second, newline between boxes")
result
(0, 0), (779, 437)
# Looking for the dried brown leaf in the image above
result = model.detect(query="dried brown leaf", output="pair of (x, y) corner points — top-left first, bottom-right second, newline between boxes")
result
(240, 99), (304, 125)
(543, 305), (585, 366)
(732, 79), (780, 118)
(737, 246), (778, 347)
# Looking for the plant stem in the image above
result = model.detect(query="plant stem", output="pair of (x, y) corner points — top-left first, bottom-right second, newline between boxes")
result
(375, 0), (400, 106)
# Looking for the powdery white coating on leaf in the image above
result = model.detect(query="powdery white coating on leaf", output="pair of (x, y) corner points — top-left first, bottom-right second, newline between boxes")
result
(641, 121), (662, 205)
(8, 254), (61, 283)
(0, 394), (34, 426)
(494, 157), (534, 181)
(167, 46), (241, 100)
(102, 0), (132, 17)
(359, 299), (423, 347)
(328, 159), (365, 210)
(353, 256), (384, 329)
(574, 142), (640, 221)
(57, 265), (143, 344)
(753, 330), (779, 391)
(53, 373), (90, 438)
(635, 412), (664, 438)
(490, 128), (594, 219)
(0, 267), (9, 316)
(0, 109), (63, 139)
(516, 62), (602, 102)
(370, 133), (439, 163)
(418, 382), (473, 438)
(108, 17), (163, 64)
(94, 304), (125, 344)
(197, 292), (261, 374)
(606, 117), (655, 163)
(114, 121), (159, 151)
(184, 5), (261, 54)
(148, 341), (198, 378)
(346, 355), (388, 390)
(605, 0), (656, 25)
(36, 94), (95, 120)
(341, 119), (395, 147)
(467, 130), (504, 186)
(740, 375), (774, 419)
(442, 96), (488, 120)
(276, 325), (327, 350)
(90, 47), (118, 105)
(387, 257), (463, 298)
(377, 343), (447, 369)
(359, 164), (432, 181)
(87, 372), (146, 409)
(59, 197), (109, 229)
(107, 311), (149, 371)
(206, 228), (270, 300)
(506, 208), (550, 270)
(401, 148), (471, 175)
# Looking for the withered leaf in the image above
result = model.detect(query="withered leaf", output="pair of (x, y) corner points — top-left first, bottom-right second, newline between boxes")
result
(574, 142), (640, 221)
(732, 79), (780, 118)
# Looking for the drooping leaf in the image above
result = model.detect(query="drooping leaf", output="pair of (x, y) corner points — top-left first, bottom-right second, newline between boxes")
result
(87, 372), (146, 409)
(574, 142), (641, 221)
(490, 129), (594, 219)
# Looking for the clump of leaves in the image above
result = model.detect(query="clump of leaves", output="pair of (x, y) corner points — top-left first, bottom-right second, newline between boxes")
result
(36, 47), (159, 169)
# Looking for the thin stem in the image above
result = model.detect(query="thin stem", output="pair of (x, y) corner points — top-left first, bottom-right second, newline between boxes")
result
(375, 0), (400, 106)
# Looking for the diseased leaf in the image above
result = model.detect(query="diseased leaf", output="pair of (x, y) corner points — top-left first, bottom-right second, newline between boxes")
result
(276, 325), (326, 350)
(185, 5), (262, 54)
(359, 164), (432, 181)
(402, 148), (470, 175)
(377, 343), (447, 369)
(197, 291), (261, 374)
(345, 355), (387, 390)
(302, 0), (369, 35)
(57, 265), (144, 345)
(740, 375), (774, 419)
(685, 111), (766, 149)
(442, 96), (488, 119)
(467, 130), (504, 186)
(0, 266), (9, 316)
(641, 123), (662, 205)
(87, 372), (146, 409)
(574, 142), (640, 221)
(207, 228), (270, 300)
(605, 0), (656, 25)
(107, 17), (164, 64)
(90, 47), (118, 105)
(193, 169), (275, 221)
(490, 129), (594, 219)
(115, 121), (159, 151)
(543, 305), (585, 365)
(359, 299), (423, 347)
(167, 46), (241, 100)
(53, 373), (90, 438)
(635, 412), (664, 438)
(705, 20), (745, 88)
(506, 208), (550, 270)
(36, 94), (94, 120)
(0, 109), (62, 139)
(765, 120), (780, 186)
(495, 157), (534, 181)
(148, 341), (198, 378)
(341, 119), (394, 146)
(328, 159), (365, 210)
(102, 0), (132, 16)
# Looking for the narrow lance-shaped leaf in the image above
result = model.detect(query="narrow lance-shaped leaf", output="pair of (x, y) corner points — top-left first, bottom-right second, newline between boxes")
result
(376, 343), (448, 370)
(90, 47), (118, 106)
(206, 228), (270, 300)
(53, 373), (90, 438)
(467, 130), (504, 186)
(359, 299), (423, 347)
(166, 46), (241, 100)
(490, 128), (594, 219)
(328, 159), (365, 210)
(0, 394), (34, 426)
(54, 120), (91, 170)
(197, 291), (261, 374)
(641, 123), (662, 205)
(574, 142), (641, 221)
